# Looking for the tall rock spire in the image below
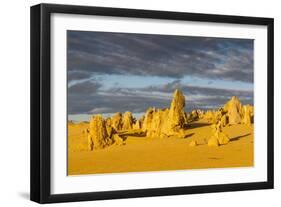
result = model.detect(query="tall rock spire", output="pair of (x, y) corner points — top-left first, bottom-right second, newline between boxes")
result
(223, 96), (243, 125)
(167, 89), (187, 130)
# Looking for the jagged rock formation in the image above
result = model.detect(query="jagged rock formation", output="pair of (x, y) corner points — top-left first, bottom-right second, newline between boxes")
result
(142, 108), (154, 132)
(224, 96), (243, 125)
(111, 112), (123, 131)
(87, 133), (93, 151)
(191, 110), (199, 121)
(221, 114), (228, 127)
(142, 108), (161, 137)
(204, 110), (223, 124)
(218, 132), (230, 145)
(187, 110), (204, 122)
(88, 115), (113, 150)
(142, 90), (187, 138)
(88, 114), (124, 150)
(208, 121), (230, 146)
(105, 118), (114, 138)
(197, 110), (205, 119)
(138, 89), (188, 138)
(139, 115), (145, 126)
(149, 109), (169, 138)
(208, 137), (219, 147)
(112, 133), (124, 145)
(204, 110), (215, 123)
(84, 91), (253, 150)
(166, 89), (187, 131)
(133, 120), (141, 130)
(219, 96), (253, 126)
(122, 111), (134, 130)
(242, 105), (253, 126)
(201, 96), (253, 128)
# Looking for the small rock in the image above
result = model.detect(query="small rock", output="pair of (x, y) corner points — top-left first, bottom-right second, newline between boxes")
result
(208, 137), (219, 147)
(218, 132), (230, 145)
(189, 140), (197, 147)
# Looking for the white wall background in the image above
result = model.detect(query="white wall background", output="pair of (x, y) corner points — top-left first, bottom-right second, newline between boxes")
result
(0, 0), (279, 206)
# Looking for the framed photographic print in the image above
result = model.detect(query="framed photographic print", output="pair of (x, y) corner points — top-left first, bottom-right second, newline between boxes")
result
(30, 3), (274, 203)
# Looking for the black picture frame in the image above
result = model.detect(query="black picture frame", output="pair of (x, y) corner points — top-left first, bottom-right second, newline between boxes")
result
(30, 3), (274, 204)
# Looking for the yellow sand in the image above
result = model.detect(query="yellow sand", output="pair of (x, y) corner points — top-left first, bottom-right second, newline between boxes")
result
(68, 120), (253, 175)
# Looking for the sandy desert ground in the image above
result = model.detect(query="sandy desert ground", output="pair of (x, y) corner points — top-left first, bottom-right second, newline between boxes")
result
(68, 119), (253, 175)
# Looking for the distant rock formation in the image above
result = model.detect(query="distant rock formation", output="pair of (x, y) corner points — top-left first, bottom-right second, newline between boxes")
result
(122, 111), (134, 130)
(88, 114), (124, 150)
(68, 120), (75, 125)
(166, 89), (187, 130)
(201, 96), (253, 128)
(224, 96), (243, 125)
(149, 108), (169, 138)
(142, 107), (154, 132)
(133, 120), (141, 130)
(105, 118), (114, 138)
(88, 115), (113, 150)
(198, 110), (205, 119)
(221, 114), (228, 127)
(204, 110), (215, 123)
(111, 112), (123, 131)
(219, 96), (253, 126)
(112, 133), (124, 145)
(83, 90), (253, 149)
(242, 105), (253, 126)
(192, 110), (199, 120)
(142, 89), (187, 138)
(187, 110), (200, 122)
(204, 110), (223, 124)
(161, 89), (187, 137)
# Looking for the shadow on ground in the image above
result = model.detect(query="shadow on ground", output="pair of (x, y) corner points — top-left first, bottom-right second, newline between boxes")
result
(230, 133), (251, 142)
(184, 133), (195, 139)
(188, 122), (211, 129)
(119, 131), (146, 140)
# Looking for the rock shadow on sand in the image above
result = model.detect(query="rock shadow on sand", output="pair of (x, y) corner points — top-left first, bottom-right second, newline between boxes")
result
(230, 133), (251, 142)
(188, 122), (211, 129)
(183, 133), (195, 139)
(119, 131), (147, 140)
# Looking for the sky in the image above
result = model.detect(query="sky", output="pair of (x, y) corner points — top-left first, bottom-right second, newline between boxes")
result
(67, 30), (254, 118)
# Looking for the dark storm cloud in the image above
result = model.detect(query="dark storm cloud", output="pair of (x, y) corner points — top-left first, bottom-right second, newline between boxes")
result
(67, 31), (254, 83)
(67, 31), (254, 115)
(143, 79), (253, 98)
(67, 79), (253, 114)
(68, 71), (92, 82)
(67, 93), (170, 114)
(68, 80), (102, 95)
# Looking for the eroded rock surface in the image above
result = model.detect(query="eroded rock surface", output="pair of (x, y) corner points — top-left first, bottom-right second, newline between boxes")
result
(88, 114), (125, 150)
(84, 91), (253, 150)
(166, 89), (187, 130)
(122, 111), (134, 130)
(88, 115), (113, 149)
(111, 112), (123, 131)
(208, 121), (230, 146)
(224, 96), (243, 125)
(242, 105), (253, 126)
